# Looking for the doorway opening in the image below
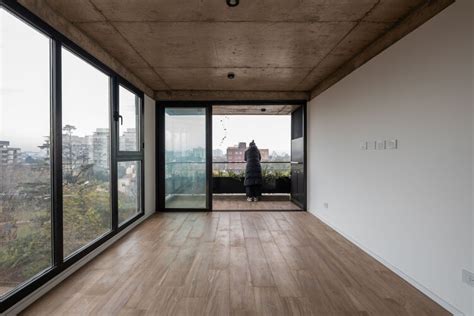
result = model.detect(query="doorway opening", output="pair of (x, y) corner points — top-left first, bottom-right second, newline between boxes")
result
(157, 101), (306, 212)
(212, 104), (303, 211)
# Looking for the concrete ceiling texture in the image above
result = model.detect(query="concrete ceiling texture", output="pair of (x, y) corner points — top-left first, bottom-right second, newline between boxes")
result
(43, 0), (448, 98)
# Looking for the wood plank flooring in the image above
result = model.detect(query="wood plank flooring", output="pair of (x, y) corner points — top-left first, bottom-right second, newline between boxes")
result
(213, 194), (302, 211)
(22, 212), (449, 316)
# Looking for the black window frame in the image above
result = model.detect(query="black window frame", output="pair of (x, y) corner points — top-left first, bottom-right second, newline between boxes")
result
(0, 1), (145, 312)
(115, 79), (145, 227)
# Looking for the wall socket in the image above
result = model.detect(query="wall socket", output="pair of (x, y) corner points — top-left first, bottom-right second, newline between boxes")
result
(462, 269), (474, 287)
(323, 202), (329, 209)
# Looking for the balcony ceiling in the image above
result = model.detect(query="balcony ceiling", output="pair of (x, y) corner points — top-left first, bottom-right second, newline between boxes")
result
(44, 0), (427, 93)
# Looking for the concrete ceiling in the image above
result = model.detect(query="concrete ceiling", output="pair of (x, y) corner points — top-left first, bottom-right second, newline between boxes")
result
(213, 104), (300, 115)
(44, 0), (431, 95)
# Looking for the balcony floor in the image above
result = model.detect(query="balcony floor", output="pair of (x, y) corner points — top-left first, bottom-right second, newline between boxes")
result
(22, 211), (447, 316)
(213, 194), (302, 211)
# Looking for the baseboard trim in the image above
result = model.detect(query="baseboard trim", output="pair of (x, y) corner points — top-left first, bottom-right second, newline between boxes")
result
(309, 210), (464, 316)
(4, 211), (155, 316)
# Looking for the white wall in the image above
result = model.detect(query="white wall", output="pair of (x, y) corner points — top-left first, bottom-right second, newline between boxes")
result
(307, 0), (473, 315)
(471, 11), (474, 312)
(144, 95), (156, 215)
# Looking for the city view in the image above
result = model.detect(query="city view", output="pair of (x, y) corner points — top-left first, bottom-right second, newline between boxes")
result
(163, 112), (292, 208)
(213, 115), (291, 178)
(0, 126), (139, 295)
(1, 11), (143, 296)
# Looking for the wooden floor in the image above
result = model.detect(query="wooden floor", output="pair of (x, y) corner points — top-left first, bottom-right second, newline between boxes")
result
(23, 212), (449, 316)
(213, 194), (302, 211)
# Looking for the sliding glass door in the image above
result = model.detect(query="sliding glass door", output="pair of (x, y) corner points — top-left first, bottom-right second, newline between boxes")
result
(163, 107), (209, 209)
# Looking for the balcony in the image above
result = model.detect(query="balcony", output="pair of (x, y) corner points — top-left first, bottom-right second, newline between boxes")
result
(164, 161), (300, 210)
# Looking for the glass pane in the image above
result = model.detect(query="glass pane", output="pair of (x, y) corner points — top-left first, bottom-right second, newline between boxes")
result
(119, 86), (139, 151)
(165, 108), (206, 209)
(118, 161), (140, 224)
(0, 8), (52, 296)
(62, 48), (111, 257)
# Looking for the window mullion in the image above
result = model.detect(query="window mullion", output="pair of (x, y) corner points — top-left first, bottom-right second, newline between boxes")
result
(111, 76), (119, 231)
(51, 39), (64, 267)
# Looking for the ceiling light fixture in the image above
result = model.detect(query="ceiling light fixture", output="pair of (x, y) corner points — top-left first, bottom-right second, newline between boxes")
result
(226, 0), (239, 7)
(227, 72), (235, 79)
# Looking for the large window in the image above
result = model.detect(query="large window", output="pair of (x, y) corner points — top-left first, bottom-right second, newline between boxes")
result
(0, 3), (145, 311)
(62, 48), (112, 257)
(165, 107), (207, 209)
(0, 8), (52, 297)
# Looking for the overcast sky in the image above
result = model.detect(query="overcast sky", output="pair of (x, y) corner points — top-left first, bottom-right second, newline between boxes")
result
(1, 8), (138, 152)
(213, 115), (290, 154)
(1, 8), (51, 152)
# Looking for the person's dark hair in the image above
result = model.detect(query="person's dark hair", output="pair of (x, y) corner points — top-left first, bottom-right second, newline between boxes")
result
(250, 140), (256, 146)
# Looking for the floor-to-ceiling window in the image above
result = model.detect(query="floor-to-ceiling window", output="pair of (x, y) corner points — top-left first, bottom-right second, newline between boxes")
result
(0, 7), (52, 297)
(61, 47), (112, 257)
(0, 3), (145, 312)
(164, 107), (207, 209)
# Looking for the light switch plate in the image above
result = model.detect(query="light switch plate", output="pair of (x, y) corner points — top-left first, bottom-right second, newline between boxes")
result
(376, 140), (385, 150)
(386, 139), (398, 149)
(367, 141), (376, 150)
(462, 269), (474, 287)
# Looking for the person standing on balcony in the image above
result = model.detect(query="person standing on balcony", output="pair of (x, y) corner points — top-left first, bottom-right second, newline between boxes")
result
(244, 140), (263, 202)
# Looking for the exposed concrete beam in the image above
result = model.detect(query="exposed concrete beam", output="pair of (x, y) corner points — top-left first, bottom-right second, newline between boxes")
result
(309, 0), (454, 100)
(155, 90), (309, 101)
(18, 0), (154, 97)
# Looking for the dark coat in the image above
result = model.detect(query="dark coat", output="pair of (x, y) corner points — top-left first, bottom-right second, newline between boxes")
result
(244, 144), (262, 186)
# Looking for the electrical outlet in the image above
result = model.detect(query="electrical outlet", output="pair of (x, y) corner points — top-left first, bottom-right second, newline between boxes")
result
(324, 202), (329, 209)
(462, 269), (474, 287)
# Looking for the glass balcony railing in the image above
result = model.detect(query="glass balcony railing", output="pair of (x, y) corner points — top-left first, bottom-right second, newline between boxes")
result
(212, 161), (291, 194)
(164, 161), (292, 197)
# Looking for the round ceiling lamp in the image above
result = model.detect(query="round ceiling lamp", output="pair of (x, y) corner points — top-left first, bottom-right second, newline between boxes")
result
(226, 0), (239, 7)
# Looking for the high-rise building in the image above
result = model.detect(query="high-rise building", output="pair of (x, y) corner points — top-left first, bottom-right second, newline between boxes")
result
(0, 141), (21, 166)
(91, 128), (110, 171)
(226, 142), (269, 162)
(120, 128), (137, 151)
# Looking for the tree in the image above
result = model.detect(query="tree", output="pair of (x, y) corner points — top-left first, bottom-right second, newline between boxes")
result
(62, 124), (76, 181)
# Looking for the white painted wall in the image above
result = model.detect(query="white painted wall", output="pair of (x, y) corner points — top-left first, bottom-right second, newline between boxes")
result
(471, 10), (474, 313)
(144, 95), (156, 215)
(307, 0), (473, 315)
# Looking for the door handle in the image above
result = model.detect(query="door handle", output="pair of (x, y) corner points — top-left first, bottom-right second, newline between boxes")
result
(113, 111), (123, 125)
